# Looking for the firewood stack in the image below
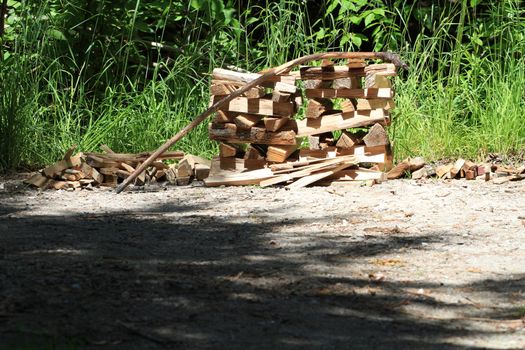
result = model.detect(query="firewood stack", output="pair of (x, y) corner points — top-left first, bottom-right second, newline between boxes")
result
(206, 59), (397, 187)
(208, 68), (301, 169)
(24, 145), (213, 190)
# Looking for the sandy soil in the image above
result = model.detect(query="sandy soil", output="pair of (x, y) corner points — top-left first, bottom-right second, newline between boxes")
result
(0, 177), (524, 349)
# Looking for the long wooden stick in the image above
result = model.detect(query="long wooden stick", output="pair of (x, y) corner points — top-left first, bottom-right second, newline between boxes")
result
(116, 52), (407, 193)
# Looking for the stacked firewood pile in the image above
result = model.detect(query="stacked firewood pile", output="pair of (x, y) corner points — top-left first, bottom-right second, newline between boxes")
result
(24, 145), (211, 190)
(205, 59), (396, 187)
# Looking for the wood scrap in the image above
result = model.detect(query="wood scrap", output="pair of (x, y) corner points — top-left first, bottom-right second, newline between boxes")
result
(386, 157), (425, 179)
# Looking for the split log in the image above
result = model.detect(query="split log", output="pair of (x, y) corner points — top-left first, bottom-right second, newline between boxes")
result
(263, 117), (290, 132)
(363, 123), (390, 147)
(336, 131), (363, 149)
(266, 145), (296, 163)
(306, 99), (333, 119)
(234, 114), (262, 130)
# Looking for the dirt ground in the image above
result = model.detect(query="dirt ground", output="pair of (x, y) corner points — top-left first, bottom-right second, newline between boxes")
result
(0, 176), (524, 349)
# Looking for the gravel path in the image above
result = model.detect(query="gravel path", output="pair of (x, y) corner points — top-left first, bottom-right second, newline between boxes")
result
(1, 178), (524, 349)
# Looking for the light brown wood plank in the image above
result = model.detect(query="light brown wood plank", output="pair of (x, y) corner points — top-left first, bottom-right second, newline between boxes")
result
(286, 162), (354, 189)
(295, 109), (389, 137)
(305, 88), (393, 99)
(215, 96), (295, 117)
(209, 123), (297, 145)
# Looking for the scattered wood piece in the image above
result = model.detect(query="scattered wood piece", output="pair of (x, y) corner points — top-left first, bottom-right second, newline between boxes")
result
(43, 154), (83, 178)
(333, 77), (359, 89)
(436, 164), (454, 179)
(274, 81), (297, 94)
(272, 90), (291, 103)
(325, 168), (386, 182)
(194, 163), (211, 180)
(204, 168), (275, 187)
(386, 157), (425, 179)
(220, 156), (237, 170)
(356, 98), (395, 111)
(340, 100), (355, 114)
(286, 162), (354, 189)
(450, 159), (466, 178)
(411, 167), (428, 180)
(213, 110), (236, 123)
(24, 173), (51, 188)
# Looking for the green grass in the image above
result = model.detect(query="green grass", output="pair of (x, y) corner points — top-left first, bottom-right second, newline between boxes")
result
(1, 1), (524, 171)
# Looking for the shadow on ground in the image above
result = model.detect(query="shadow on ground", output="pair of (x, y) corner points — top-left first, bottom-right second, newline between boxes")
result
(0, 192), (523, 350)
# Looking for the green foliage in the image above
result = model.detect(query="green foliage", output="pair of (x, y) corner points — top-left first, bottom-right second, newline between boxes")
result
(0, 0), (524, 171)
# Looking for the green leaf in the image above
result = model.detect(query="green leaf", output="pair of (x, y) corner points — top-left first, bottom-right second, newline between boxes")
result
(470, 0), (480, 7)
(190, 0), (203, 10)
(326, 0), (340, 15)
(47, 28), (67, 41)
(340, 33), (351, 46)
(364, 12), (376, 27)
(316, 27), (326, 41)
(350, 34), (362, 47)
